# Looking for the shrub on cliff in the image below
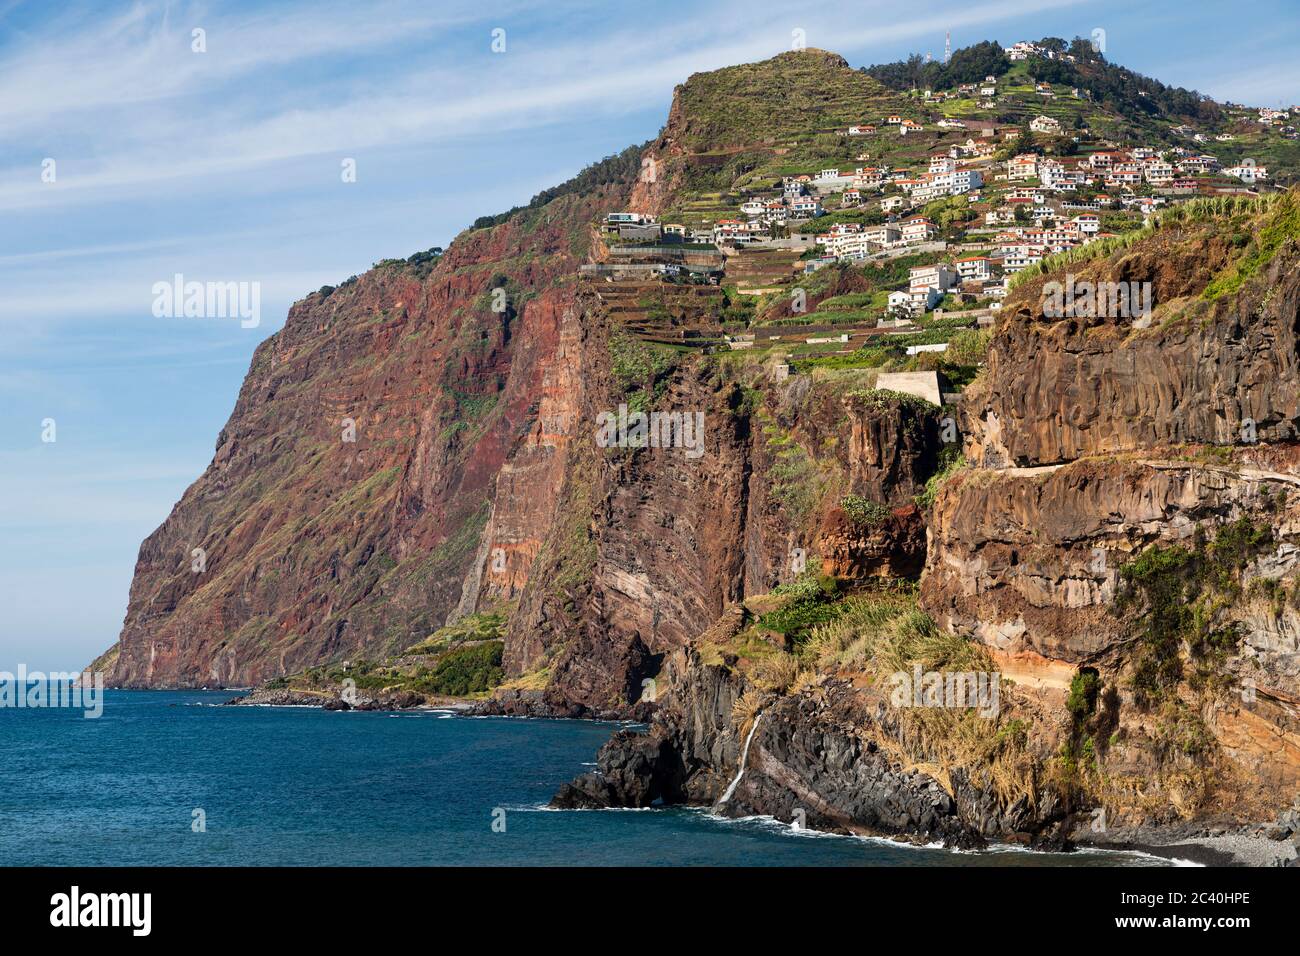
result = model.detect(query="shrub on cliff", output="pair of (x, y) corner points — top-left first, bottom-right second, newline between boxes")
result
(1118, 518), (1273, 706)
(415, 641), (505, 697)
(914, 450), (965, 510)
(609, 332), (678, 413)
(840, 494), (892, 527)
(761, 573), (843, 643)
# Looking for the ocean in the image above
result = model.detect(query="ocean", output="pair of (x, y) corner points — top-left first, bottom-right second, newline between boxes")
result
(0, 690), (1166, 866)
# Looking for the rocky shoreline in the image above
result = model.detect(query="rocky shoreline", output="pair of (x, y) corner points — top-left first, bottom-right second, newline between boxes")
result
(1082, 820), (1300, 867)
(225, 684), (471, 712)
(548, 719), (1300, 866)
(225, 673), (1299, 865)
(547, 645), (1300, 867)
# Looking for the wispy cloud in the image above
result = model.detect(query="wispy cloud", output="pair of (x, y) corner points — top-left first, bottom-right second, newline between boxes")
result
(0, 0), (1090, 212)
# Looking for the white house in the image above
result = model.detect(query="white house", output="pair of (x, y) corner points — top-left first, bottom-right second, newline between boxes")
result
(606, 212), (654, 226)
(885, 290), (915, 319)
(1072, 214), (1100, 234)
(955, 256), (992, 281)
(1143, 161), (1175, 185)
(1007, 154), (1039, 181)
(863, 224), (902, 247)
(929, 155), (957, 175)
(909, 263), (958, 295)
(1224, 163), (1268, 184)
(789, 197), (824, 218)
(899, 217), (937, 244)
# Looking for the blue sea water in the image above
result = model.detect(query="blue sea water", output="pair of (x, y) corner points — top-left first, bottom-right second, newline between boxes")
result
(0, 691), (1167, 866)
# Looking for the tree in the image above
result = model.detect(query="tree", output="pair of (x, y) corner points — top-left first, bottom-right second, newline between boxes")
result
(866, 41), (1009, 91)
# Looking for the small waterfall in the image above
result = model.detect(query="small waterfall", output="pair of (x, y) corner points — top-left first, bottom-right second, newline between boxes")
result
(717, 713), (762, 806)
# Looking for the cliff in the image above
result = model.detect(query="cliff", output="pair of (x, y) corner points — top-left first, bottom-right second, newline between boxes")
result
(920, 193), (1300, 828)
(100, 185), (625, 687)
(95, 46), (1300, 855)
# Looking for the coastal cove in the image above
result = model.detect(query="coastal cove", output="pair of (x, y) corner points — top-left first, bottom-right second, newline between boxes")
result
(0, 691), (1166, 867)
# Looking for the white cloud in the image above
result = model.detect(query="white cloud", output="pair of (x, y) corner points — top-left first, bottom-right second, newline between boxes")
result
(0, 0), (1091, 212)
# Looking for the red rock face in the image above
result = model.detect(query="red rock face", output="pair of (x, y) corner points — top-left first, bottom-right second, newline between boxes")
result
(104, 187), (627, 688)
(489, 339), (947, 712)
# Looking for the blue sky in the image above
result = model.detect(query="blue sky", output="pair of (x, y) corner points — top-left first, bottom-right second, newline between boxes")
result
(2, 0), (1297, 672)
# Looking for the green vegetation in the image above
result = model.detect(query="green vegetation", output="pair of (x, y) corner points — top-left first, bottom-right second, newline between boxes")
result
(790, 322), (974, 374)
(1025, 40), (1220, 125)
(840, 494), (892, 527)
(414, 641), (505, 696)
(1066, 669), (1100, 722)
(373, 246), (445, 279)
(608, 332), (679, 413)
(761, 413), (824, 523)
(1202, 191), (1299, 299)
(1118, 518), (1273, 705)
(945, 328), (992, 366)
(758, 583), (846, 644)
(671, 50), (898, 151)
(406, 609), (508, 655)
(914, 449), (965, 509)
(1012, 192), (1290, 296)
(865, 40), (1010, 93)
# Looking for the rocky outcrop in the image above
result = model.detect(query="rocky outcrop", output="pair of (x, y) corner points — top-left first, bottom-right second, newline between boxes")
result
(919, 198), (1300, 827)
(963, 226), (1300, 468)
(552, 649), (1073, 849)
(817, 504), (928, 580)
(923, 451), (1300, 664)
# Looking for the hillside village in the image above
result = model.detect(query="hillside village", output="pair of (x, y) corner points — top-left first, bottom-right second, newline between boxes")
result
(581, 39), (1299, 403)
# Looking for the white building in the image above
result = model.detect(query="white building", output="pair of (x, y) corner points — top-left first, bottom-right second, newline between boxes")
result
(1007, 154), (1039, 181)
(1224, 163), (1268, 184)
(909, 263), (958, 296)
(899, 217), (937, 244)
(955, 256), (992, 281)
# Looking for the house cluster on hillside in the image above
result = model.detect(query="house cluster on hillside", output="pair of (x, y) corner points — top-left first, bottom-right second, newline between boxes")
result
(590, 44), (1293, 349)
(815, 217), (938, 260)
(1000, 145), (1266, 194)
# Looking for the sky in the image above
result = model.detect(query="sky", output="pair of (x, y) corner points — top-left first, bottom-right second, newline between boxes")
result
(1, 0), (1297, 673)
